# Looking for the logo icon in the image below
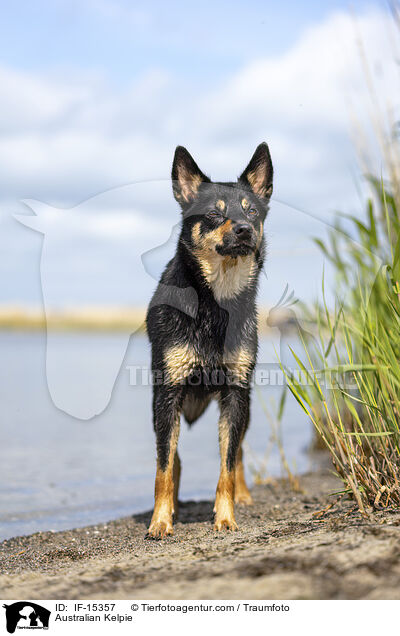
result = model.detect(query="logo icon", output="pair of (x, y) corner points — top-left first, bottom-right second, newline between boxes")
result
(3, 603), (51, 634)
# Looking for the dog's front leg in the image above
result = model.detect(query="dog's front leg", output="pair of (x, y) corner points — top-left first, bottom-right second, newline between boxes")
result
(147, 385), (183, 539)
(214, 387), (249, 531)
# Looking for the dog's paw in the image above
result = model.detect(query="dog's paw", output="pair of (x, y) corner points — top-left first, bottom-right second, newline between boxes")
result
(234, 490), (253, 505)
(145, 519), (173, 540)
(214, 517), (238, 532)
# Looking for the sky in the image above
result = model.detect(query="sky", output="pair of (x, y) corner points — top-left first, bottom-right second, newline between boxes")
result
(0, 0), (399, 310)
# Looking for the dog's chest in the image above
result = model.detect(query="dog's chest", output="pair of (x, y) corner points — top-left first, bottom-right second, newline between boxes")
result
(163, 299), (254, 385)
(199, 253), (257, 302)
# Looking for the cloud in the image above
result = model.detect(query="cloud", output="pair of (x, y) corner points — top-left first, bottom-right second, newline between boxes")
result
(194, 9), (400, 207)
(0, 8), (397, 209)
(0, 6), (398, 305)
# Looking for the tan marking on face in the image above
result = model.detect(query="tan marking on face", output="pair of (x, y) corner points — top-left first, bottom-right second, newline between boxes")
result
(215, 199), (226, 212)
(191, 222), (202, 245)
(177, 166), (202, 203)
(193, 220), (231, 274)
(241, 197), (248, 210)
(192, 220), (231, 250)
(164, 343), (199, 384)
(201, 219), (232, 248)
(192, 219), (257, 301)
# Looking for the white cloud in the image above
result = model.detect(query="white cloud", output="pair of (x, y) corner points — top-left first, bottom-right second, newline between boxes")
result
(0, 8), (397, 212)
(0, 66), (93, 133)
(194, 9), (400, 209)
(0, 7), (399, 305)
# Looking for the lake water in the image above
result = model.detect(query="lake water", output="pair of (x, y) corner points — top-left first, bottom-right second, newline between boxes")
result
(0, 331), (315, 541)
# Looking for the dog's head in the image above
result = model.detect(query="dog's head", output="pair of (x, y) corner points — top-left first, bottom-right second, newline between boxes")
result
(172, 143), (273, 258)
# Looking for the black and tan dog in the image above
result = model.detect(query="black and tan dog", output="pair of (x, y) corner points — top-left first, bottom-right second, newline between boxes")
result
(146, 143), (273, 538)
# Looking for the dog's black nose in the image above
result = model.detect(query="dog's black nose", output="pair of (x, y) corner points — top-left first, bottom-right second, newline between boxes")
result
(234, 223), (252, 240)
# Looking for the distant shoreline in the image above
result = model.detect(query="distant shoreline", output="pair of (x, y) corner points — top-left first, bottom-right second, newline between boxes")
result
(0, 307), (287, 333)
(0, 307), (146, 332)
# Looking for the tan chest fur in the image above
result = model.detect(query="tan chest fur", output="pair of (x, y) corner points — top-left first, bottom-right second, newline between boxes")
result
(200, 252), (257, 302)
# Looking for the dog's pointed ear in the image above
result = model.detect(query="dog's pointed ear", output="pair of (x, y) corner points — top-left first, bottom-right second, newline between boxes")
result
(239, 142), (273, 199)
(172, 146), (210, 208)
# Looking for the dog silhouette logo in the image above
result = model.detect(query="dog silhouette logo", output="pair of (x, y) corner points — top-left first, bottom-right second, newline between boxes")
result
(3, 602), (50, 633)
(14, 186), (199, 420)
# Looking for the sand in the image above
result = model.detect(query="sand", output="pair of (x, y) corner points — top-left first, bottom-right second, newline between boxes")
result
(1, 471), (400, 600)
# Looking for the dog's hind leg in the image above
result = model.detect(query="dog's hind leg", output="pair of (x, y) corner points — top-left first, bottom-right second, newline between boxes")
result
(234, 445), (253, 505)
(233, 405), (253, 505)
(147, 386), (183, 539)
(214, 388), (250, 531)
(173, 451), (181, 518)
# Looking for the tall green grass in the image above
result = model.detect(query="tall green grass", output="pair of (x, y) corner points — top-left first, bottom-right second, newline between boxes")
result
(285, 177), (400, 512)
(283, 3), (400, 510)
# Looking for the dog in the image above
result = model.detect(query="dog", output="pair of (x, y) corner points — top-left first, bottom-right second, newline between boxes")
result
(145, 142), (273, 538)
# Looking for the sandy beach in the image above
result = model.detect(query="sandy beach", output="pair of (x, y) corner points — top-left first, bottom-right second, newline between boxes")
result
(1, 471), (400, 600)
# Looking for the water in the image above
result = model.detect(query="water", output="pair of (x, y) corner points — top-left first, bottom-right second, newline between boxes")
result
(0, 331), (313, 541)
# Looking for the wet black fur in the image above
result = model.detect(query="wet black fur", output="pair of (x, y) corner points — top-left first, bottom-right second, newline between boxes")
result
(146, 143), (273, 472)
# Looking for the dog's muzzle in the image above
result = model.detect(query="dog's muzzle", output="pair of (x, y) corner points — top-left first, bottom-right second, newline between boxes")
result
(216, 224), (257, 257)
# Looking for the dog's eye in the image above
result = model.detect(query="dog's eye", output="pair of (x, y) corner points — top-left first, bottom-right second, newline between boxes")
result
(207, 210), (223, 218)
(247, 208), (259, 218)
